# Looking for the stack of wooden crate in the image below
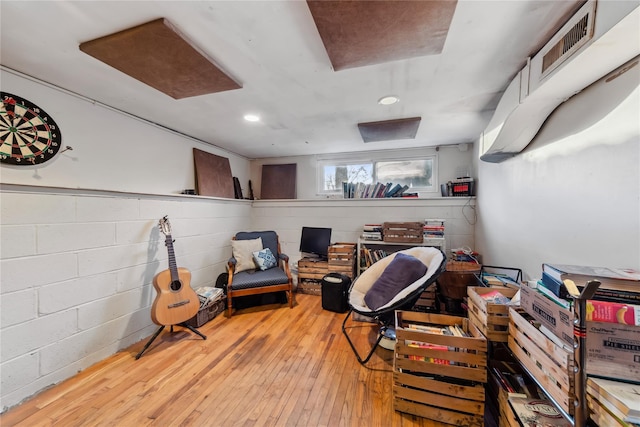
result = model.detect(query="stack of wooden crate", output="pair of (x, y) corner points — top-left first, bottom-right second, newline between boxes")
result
(327, 242), (356, 280)
(393, 311), (488, 426)
(297, 242), (357, 295)
(296, 258), (327, 295)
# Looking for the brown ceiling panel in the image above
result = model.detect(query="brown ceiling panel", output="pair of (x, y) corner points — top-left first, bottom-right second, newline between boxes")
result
(358, 117), (421, 142)
(307, 1), (457, 70)
(79, 18), (241, 99)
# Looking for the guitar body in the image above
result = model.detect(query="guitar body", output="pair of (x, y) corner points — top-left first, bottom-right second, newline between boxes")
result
(151, 267), (199, 326)
(150, 216), (200, 326)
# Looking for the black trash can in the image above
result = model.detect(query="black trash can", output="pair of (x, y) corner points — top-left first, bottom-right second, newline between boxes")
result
(321, 273), (351, 313)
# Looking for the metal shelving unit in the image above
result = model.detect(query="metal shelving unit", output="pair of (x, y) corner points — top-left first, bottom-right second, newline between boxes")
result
(356, 237), (446, 275)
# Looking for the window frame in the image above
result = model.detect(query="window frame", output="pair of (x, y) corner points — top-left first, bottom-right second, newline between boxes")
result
(316, 154), (438, 196)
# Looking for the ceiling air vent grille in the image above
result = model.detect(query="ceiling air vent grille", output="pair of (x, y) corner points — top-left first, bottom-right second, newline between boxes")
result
(541, 8), (595, 78)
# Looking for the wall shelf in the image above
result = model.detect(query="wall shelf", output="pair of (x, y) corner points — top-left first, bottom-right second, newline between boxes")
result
(357, 237), (446, 275)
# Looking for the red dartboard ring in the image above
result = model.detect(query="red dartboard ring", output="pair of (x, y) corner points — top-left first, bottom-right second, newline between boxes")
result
(0, 92), (62, 165)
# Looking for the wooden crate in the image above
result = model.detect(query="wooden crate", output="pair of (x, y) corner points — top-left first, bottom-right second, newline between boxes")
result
(393, 311), (488, 426)
(508, 308), (575, 416)
(297, 258), (328, 281)
(383, 222), (424, 243)
(296, 280), (321, 295)
(497, 389), (523, 427)
(412, 283), (437, 312)
(327, 242), (356, 279)
(467, 287), (518, 342)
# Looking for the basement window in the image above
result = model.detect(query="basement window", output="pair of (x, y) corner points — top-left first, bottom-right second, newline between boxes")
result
(317, 155), (437, 196)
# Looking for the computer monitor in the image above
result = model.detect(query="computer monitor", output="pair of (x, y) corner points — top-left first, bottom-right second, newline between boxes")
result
(299, 226), (332, 259)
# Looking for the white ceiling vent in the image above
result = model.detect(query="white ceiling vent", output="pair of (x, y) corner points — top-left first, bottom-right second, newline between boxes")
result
(540, 6), (595, 79)
(481, 0), (639, 163)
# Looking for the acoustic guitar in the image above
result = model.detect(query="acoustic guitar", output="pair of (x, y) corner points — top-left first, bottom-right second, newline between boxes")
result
(150, 216), (200, 326)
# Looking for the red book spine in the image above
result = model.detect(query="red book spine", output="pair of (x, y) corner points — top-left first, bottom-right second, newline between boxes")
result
(586, 300), (640, 325)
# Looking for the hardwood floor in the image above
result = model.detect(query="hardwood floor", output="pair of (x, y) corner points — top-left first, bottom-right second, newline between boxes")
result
(1, 293), (448, 426)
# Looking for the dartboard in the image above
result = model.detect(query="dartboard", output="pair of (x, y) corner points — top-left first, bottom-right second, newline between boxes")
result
(0, 92), (62, 165)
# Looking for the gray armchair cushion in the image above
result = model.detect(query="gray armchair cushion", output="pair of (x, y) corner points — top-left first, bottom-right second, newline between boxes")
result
(235, 231), (280, 259)
(230, 267), (290, 290)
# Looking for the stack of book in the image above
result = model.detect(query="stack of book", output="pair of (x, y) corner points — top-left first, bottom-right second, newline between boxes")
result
(528, 263), (640, 382)
(536, 263), (640, 315)
(423, 219), (445, 239)
(586, 377), (640, 426)
(342, 181), (415, 198)
(361, 224), (382, 241)
(542, 263), (640, 305)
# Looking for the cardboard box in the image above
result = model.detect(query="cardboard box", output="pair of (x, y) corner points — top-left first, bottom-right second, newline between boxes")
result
(520, 282), (573, 345)
(586, 321), (640, 381)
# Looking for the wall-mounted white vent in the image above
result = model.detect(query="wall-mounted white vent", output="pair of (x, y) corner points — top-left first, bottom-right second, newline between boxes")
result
(538, 2), (596, 82)
(480, 0), (639, 163)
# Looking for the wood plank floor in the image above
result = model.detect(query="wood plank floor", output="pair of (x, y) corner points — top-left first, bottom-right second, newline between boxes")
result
(1, 293), (451, 427)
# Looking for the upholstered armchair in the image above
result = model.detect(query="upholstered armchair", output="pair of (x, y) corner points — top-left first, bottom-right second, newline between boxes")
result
(226, 231), (294, 317)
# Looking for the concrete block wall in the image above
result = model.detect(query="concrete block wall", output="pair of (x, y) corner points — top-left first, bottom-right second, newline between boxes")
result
(0, 188), (251, 411)
(251, 198), (476, 275)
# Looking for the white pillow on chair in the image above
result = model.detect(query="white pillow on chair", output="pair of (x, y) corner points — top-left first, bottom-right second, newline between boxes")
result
(231, 237), (263, 273)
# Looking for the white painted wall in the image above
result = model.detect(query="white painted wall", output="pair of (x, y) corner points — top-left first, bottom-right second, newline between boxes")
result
(475, 62), (640, 280)
(249, 145), (475, 200)
(0, 69), (250, 196)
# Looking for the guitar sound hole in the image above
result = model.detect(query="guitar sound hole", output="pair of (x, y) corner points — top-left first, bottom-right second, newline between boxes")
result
(170, 280), (182, 291)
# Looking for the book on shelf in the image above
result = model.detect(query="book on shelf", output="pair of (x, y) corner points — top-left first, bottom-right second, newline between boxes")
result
(423, 219), (445, 238)
(385, 183), (403, 198)
(361, 232), (382, 241)
(363, 223), (382, 232)
(587, 377), (640, 424)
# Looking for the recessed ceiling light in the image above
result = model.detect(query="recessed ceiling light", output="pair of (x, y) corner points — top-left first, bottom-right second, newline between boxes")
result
(378, 95), (399, 105)
(244, 114), (260, 122)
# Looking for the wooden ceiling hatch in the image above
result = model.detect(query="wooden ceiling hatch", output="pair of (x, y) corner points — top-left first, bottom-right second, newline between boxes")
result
(358, 117), (421, 143)
(79, 18), (242, 99)
(306, 0), (458, 70)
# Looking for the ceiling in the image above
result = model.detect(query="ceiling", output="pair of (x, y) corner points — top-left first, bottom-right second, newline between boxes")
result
(0, 1), (582, 159)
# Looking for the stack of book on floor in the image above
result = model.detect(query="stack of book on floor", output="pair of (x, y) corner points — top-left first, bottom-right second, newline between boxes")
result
(361, 223), (382, 240)
(586, 377), (640, 427)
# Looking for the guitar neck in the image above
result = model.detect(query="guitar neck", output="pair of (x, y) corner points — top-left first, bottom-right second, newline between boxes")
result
(165, 235), (180, 283)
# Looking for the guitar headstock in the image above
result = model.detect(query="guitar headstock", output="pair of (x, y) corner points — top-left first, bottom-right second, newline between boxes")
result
(158, 215), (172, 237)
